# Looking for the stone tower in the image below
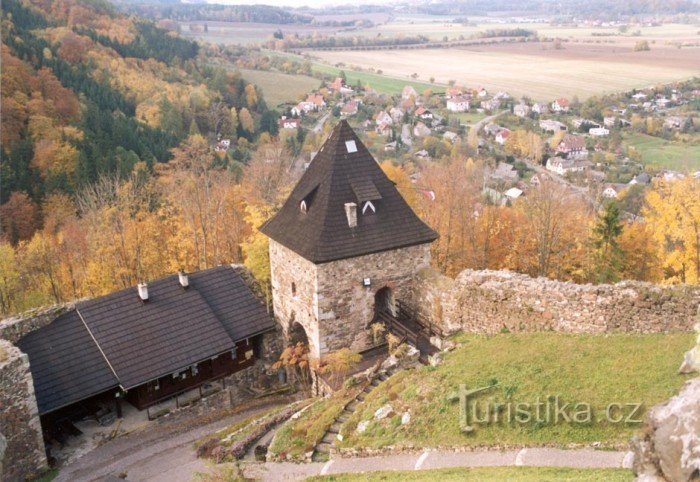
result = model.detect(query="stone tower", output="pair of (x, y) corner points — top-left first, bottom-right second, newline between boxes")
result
(260, 121), (437, 359)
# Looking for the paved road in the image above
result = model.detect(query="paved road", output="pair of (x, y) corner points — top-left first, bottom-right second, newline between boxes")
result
(54, 405), (277, 482)
(313, 112), (331, 134)
(244, 448), (634, 481)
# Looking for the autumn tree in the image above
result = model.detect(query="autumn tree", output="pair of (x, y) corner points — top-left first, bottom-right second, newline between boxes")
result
(0, 191), (40, 244)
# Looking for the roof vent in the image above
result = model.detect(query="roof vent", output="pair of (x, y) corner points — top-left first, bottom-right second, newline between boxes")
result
(137, 283), (149, 302)
(178, 271), (189, 289)
(344, 202), (357, 228)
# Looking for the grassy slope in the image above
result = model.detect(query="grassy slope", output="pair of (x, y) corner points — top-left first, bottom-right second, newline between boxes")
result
(622, 132), (700, 171)
(337, 333), (694, 450)
(238, 68), (320, 108)
(308, 466), (633, 482)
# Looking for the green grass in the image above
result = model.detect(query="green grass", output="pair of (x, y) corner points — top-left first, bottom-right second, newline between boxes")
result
(337, 333), (694, 451)
(308, 466), (633, 482)
(622, 132), (700, 171)
(269, 393), (353, 459)
(238, 68), (321, 108)
(269, 51), (442, 96)
(452, 111), (487, 124)
(195, 404), (290, 449)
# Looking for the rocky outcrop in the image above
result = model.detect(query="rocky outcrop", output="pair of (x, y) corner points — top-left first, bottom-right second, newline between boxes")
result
(632, 378), (700, 481)
(407, 268), (700, 335)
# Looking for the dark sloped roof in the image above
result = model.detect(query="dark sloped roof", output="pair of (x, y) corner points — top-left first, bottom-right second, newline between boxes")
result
(260, 121), (437, 263)
(16, 311), (119, 415)
(77, 276), (236, 389)
(18, 265), (274, 413)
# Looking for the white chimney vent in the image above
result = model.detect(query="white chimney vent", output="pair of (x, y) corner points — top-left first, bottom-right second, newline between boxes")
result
(344, 202), (357, 228)
(137, 283), (149, 301)
(178, 271), (189, 288)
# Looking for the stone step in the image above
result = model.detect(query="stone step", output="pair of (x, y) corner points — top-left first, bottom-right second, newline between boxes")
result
(371, 379), (381, 387)
(363, 386), (373, 393)
(356, 393), (366, 401)
(337, 414), (350, 423)
(328, 423), (341, 434)
(315, 442), (331, 453)
(321, 432), (337, 444)
(346, 401), (359, 411)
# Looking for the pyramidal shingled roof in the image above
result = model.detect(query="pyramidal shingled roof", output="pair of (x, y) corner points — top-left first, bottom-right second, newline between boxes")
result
(260, 120), (437, 263)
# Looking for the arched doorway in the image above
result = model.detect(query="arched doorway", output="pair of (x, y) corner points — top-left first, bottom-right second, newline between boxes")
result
(374, 286), (396, 319)
(288, 320), (309, 346)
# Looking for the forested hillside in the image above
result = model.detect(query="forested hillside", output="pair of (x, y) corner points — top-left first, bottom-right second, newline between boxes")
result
(0, 0), (293, 314)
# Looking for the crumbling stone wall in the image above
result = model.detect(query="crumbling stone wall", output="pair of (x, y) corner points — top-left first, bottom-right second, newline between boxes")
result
(407, 268), (700, 335)
(0, 302), (77, 344)
(0, 340), (47, 482)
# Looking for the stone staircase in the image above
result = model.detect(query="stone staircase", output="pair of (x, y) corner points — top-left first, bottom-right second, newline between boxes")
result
(312, 368), (397, 462)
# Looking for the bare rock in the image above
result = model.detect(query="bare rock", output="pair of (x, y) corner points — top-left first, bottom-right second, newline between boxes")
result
(374, 404), (394, 421)
(356, 420), (370, 434)
(401, 411), (411, 425)
(678, 348), (699, 374)
(632, 378), (700, 481)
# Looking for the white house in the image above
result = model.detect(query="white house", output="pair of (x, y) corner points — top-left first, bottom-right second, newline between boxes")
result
(589, 127), (610, 137)
(551, 98), (570, 113)
(446, 96), (470, 112)
(375, 111), (393, 126)
(513, 104), (531, 118)
(546, 157), (591, 176)
(495, 129), (511, 145)
(539, 119), (567, 132)
(532, 103), (548, 115)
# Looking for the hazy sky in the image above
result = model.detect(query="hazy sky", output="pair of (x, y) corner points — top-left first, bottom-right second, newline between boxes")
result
(204, 0), (393, 8)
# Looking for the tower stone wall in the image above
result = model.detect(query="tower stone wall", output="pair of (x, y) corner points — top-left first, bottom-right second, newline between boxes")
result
(270, 238), (432, 358)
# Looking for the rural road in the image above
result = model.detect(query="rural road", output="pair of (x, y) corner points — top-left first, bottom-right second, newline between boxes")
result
(313, 112), (331, 134)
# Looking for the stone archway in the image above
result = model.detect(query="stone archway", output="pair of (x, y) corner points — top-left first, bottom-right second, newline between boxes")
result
(374, 286), (396, 319)
(288, 320), (309, 346)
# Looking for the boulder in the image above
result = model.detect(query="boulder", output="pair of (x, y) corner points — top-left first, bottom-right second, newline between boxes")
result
(678, 348), (699, 374)
(632, 378), (700, 481)
(401, 411), (411, 425)
(356, 420), (370, 434)
(374, 404), (394, 421)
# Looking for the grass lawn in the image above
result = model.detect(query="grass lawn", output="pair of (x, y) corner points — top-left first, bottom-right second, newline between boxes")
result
(195, 403), (292, 449)
(622, 132), (700, 171)
(452, 111), (487, 125)
(308, 466), (633, 482)
(268, 392), (353, 459)
(337, 333), (694, 451)
(238, 68), (320, 108)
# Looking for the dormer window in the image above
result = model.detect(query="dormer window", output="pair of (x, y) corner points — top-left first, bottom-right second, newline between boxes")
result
(299, 185), (319, 214)
(345, 140), (357, 153)
(300, 200), (307, 213)
(362, 201), (376, 215)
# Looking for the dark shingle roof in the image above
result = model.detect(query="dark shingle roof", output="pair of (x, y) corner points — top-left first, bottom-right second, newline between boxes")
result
(260, 121), (437, 263)
(17, 265), (274, 413)
(16, 311), (119, 415)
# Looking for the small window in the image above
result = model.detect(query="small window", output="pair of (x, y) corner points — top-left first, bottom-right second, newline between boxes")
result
(345, 140), (357, 153)
(300, 200), (307, 213)
(291, 282), (297, 297)
(362, 201), (376, 215)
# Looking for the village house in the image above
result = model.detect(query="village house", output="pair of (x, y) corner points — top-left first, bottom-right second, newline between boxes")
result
(445, 86), (465, 99)
(401, 85), (418, 100)
(389, 107), (404, 123)
(629, 172), (651, 186)
(631, 92), (647, 101)
(415, 106), (433, 120)
(375, 111), (393, 126)
(443, 131), (458, 143)
(551, 98), (570, 113)
(413, 122), (431, 137)
(546, 156), (592, 175)
(532, 103), (548, 115)
(556, 134), (588, 159)
(481, 99), (501, 112)
(572, 118), (600, 129)
(475, 86), (488, 98)
(495, 129), (511, 145)
(278, 116), (301, 130)
(589, 127), (610, 137)
(504, 187), (523, 201)
(340, 101), (358, 117)
(655, 98), (671, 109)
(539, 119), (567, 132)
(384, 141), (397, 152)
(604, 116), (617, 128)
(602, 183), (625, 199)
(446, 96), (470, 112)
(664, 116), (687, 130)
(494, 91), (511, 100)
(491, 161), (519, 183)
(513, 104), (531, 118)
(484, 123), (503, 137)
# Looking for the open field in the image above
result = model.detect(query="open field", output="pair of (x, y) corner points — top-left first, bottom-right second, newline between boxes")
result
(309, 42), (700, 101)
(622, 132), (700, 171)
(238, 68), (320, 107)
(180, 21), (341, 45)
(337, 333), (694, 451)
(309, 466), (633, 482)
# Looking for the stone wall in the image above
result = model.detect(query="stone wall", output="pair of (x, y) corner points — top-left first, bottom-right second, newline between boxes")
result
(406, 268), (700, 335)
(0, 340), (47, 482)
(269, 239), (322, 357)
(316, 243), (432, 355)
(269, 240), (433, 358)
(0, 302), (77, 344)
